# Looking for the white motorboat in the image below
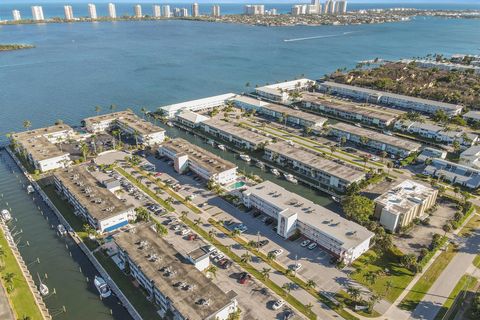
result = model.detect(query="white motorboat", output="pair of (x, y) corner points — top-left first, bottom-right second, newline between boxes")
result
(1, 209), (11, 222)
(38, 274), (49, 297)
(283, 173), (298, 184)
(166, 121), (174, 127)
(256, 161), (265, 169)
(218, 144), (226, 151)
(207, 139), (215, 146)
(27, 185), (35, 194)
(332, 196), (341, 203)
(94, 276), (112, 298)
(239, 154), (251, 162)
(270, 168), (280, 176)
(57, 224), (67, 236)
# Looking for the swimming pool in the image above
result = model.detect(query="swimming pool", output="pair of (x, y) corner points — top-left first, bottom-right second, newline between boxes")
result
(229, 181), (246, 189)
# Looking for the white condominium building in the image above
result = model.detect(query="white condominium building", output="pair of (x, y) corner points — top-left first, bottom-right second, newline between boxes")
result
(11, 124), (74, 172)
(114, 223), (239, 320)
(460, 146), (480, 169)
(212, 5), (221, 17)
(424, 158), (480, 189)
(374, 180), (437, 232)
(108, 3), (117, 18)
(134, 4), (142, 18)
(159, 138), (237, 185)
(31, 6), (44, 21)
(255, 78), (315, 102)
(83, 111), (165, 146)
(162, 5), (171, 18)
(153, 5), (161, 18)
(88, 4), (97, 19)
(337, 0), (347, 13)
(159, 93), (236, 118)
(244, 5), (265, 15)
(64, 5), (74, 20)
(192, 3), (199, 17)
(243, 181), (374, 264)
(12, 9), (22, 21)
(54, 166), (135, 233)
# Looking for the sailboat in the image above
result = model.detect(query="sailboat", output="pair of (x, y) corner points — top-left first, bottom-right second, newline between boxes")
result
(37, 273), (49, 296)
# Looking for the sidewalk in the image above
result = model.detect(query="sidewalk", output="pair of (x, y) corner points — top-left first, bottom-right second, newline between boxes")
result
(0, 282), (14, 320)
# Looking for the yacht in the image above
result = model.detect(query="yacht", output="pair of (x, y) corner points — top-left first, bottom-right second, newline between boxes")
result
(218, 144), (226, 151)
(27, 185), (35, 194)
(256, 161), (265, 170)
(57, 224), (67, 237)
(270, 168), (280, 176)
(207, 139), (215, 146)
(283, 173), (298, 184)
(1, 209), (11, 222)
(166, 121), (174, 127)
(239, 154), (251, 162)
(38, 274), (49, 297)
(94, 276), (112, 298)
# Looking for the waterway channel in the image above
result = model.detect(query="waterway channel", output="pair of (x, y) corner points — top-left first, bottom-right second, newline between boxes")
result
(0, 150), (131, 320)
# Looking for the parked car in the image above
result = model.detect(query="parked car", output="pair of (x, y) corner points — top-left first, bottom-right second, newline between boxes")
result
(238, 272), (252, 284)
(300, 240), (311, 247)
(307, 242), (317, 250)
(272, 300), (285, 310)
(265, 217), (274, 225)
(253, 212), (261, 218)
(270, 249), (283, 257)
(258, 240), (269, 247)
(283, 309), (295, 320)
(290, 263), (302, 272)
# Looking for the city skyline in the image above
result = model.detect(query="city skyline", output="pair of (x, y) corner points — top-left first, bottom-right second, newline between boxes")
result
(6, 0), (478, 4)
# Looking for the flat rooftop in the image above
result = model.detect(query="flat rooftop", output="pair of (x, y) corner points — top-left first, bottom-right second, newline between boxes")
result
(83, 111), (164, 135)
(263, 103), (327, 125)
(54, 166), (134, 221)
(83, 111), (130, 127)
(233, 95), (270, 108)
(176, 110), (210, 124)
(266, 141), (365, 183)
(301, 92), (405, 122)
(464, 111), (480, 121)
(162, 138), (237, 174)
(159, 93), (237, 113)
(374, 179), (436, 216)
(321, 81), (463, 113)
(244, 181), (374, 250)
(114, 223), (237, 320)
(256, 79), (314, 91)
(202, 119), (271, 145)
(330, 122), (422, 152)
(12, 124), (73, 161)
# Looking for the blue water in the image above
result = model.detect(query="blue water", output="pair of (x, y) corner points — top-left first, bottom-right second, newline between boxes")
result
(1, 16), (480, 144)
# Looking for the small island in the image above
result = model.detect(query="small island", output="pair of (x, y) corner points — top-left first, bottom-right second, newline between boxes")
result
(0, 44), (35, 51)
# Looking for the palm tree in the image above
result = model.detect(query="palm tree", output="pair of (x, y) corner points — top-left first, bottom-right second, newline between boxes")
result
(95, 105), (101, 115)
(23, 120), (32, 130)
(208, 230), (216, 239)
(180, 210), (188, 220)
(166, 197), (174, 204)
(133, 129), (139, 148)
(3, 272), (15, 291)
(261, 267), (271, 280)
(387, 162), (393, 176)
(360, 135), (369, 146)
(155, 221), (168, 237)
(305, 303), (314, 312)
(267, 251), (277, 261)
(340, 136), (347, 147)
(330, 145), (337, 157)
(385, 280), (393, 296)
(240, 252), (251, 263)
(380, 151), (387, 163)
(282, 283), (291, 296)
(194, 218), (202, 226)
(362, 154), (369, 170)
(206, 265), (218, 278)
(91, 134), (97, 154)
(231, 229), (241, 238)
(347, 286), (361, 303)
(306, 279), (317, 289)
(80, 142), (89, 161)
(364, 271), (378, 285)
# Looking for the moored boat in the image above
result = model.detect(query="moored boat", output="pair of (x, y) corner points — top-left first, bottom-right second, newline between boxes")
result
(218, 144), (226, 151)
(37, 273), (49, 296)
(57, 224), (67, 236)
(283, 173), (298, 184)
(94, 275), (112, 298)
(27, 185), (35, 194)
(256, 161), (265, 169)
(270, 168), (280, 176)
(239, 154), (251, 162)
(1, 209), (11, 222)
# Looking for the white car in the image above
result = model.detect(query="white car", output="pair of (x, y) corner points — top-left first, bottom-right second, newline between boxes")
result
(307, 242), (317, 250)
(181, 229), (191, 236)
(300, 240), (311, 247)
(272, 299), (285, 310)
(271, 249), (283, 257)
(290, 263), (302, 272)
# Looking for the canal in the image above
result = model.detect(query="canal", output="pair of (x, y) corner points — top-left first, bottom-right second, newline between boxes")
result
(156, 121), (336, 209)
(0, 150), (131, 320)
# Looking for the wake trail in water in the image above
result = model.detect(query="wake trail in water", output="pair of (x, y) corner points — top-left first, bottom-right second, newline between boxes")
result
(284, 31), (358, 42)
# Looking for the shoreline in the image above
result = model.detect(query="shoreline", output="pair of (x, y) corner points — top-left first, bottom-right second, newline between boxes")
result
(0, 44), (35, 52)
(1, 9), (479, 28)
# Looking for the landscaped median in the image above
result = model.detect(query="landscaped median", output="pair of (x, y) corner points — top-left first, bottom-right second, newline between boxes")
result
(115, 166), (174, 212)
(0, 228), (44, 320)
(207, 218), (359, 320)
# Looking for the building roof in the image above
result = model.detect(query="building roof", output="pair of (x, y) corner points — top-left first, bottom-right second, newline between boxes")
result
(159, 93), (236, 115)
(243, 181), (374, 251)
(301, 92), (405, 122)
(263, 103), (327, 126)
(176, 110), (210, 124)
(54, 166), (134, 221)
(256, 78), (314, 92)
(83, 111), (130, 127)
(374, 179), (436, 216)
(321, 81), (463, 113)
(265, 141), (365, 183)
(12, 124), (73, 161)
(233, 95), (270, 108)
(162, 138), (237, 174)
(202, 119), (271, 146)
(114, 223), (237, 320)
(463, 111), (480, 121)
(330, 122), (422, 152)
(83, 111), (165, 136)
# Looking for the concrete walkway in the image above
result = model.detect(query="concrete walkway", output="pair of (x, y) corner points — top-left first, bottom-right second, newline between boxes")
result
(0, 282), (14, 320)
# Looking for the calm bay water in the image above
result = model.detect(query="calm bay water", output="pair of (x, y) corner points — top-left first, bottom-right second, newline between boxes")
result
(0, 7), (480, 318)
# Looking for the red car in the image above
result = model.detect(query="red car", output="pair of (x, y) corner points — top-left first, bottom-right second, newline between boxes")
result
(154, 172), (163, 177)
(239, 272), (252, 284)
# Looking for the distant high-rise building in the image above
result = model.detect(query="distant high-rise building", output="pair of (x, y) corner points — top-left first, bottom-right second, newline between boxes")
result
(64, 5), (74, 20)
(336, 1), (347, 13)
(180, 8), (188, 17)
(311, 0), (321, 14)
(244, 5), (264, 15)
(12, 9), (21, 21)
(211, 5), (221, 17)
(192, 3), (199, 17)
(153, 5), (161, 18)
(108, 3), (117, 18)
(88, 4), (97, 19)
(162, 5), (171, 18)
(31, 6), (44, 21)
(134, 4), (142, 18)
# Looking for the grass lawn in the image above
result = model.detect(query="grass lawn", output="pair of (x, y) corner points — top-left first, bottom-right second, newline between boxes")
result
(41, 184), (98, 250)
(350, 248), (414, 303)
(94, 251), (161, 319)
(335, 290), (381, 318)
(459, 210), (480, 238)
(0, 229), (44, 320)
(473, 255), (480, 268)
(434, 275), (478, 320)
(399, 244), (457, 311)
